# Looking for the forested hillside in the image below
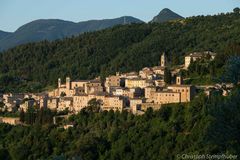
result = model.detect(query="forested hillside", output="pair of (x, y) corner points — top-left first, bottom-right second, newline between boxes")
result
(0, 87), (240, 159)
(0, 16), (143, 51)
(1, 9), (240, 160)
(1, 10), (240, 93)
(0, 31), (11, 41)
(151, 8), (184, 23)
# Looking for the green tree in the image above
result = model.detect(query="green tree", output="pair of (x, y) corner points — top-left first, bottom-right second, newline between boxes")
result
(25, 106), (36, 124)
(164, 68), (172, 84)
(233, 7), (240, 14)
(1, 12), (240, 92)
(19, 109), (25, 123)
(222, 56), (240, 85)
(0, 147), (10, 160)
(60, 92), (66, 97)
(86, 98), (102, 113)
(171, 53), (180, 66)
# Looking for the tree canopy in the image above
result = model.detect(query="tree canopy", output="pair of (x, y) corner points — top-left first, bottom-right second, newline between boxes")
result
(1, 86), (240, 159)
(1, 11), (240, 92)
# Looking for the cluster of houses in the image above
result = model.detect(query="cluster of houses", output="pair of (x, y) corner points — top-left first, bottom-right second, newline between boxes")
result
(0, 51), (231, 116)
(0, 116), (20, 125)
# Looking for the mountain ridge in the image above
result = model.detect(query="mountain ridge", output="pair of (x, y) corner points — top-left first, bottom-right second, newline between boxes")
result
(0, 16), (144, 51)
(0, 30), (12, 41)
(0, 8), (184, 51)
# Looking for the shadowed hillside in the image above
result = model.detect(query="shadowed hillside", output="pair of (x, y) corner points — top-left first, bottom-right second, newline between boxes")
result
(0, 10), (240, 93)
(0, 16), (144, 51)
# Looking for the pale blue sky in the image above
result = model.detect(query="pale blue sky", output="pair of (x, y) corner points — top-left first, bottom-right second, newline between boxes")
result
(0, 0), (239, 32)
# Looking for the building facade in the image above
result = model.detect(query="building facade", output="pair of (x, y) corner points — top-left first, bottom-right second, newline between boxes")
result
(185, 51), (217, 68)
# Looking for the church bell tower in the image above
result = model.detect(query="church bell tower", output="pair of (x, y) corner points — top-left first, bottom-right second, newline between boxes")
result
(66, 77), (71, 90)
(58, 78), (61, 88)
(161, 52), (167, 67)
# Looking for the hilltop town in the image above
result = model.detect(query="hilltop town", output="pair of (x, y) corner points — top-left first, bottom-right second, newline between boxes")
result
(0, 7), (240, 159)
(0, 50), (234, 125)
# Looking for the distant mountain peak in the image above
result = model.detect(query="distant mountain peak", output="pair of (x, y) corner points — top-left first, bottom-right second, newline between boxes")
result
(151, 8), (184, 23)
(161, 8), (172, 12)
(0, 16), (144, 51)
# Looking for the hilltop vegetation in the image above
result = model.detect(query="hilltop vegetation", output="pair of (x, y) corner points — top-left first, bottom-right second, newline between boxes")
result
(0, 9), (240, 160)
(151, 8), (184, 23)
(0, 8), (185, 51)
(0, 17), (143, 51)
(1, 10), (240, 93)
(0, 87), (240, 159)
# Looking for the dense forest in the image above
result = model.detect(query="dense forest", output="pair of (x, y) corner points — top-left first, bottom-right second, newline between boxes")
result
(1, 10), (240, 92)
(0, 9), (240, 160)
(0, 87), (240, 159)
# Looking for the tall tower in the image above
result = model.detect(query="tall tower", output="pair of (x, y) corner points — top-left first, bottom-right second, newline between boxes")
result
(66, 77), (71, 90)
(176, 75), (183, 85)
(161, 52), (167, 67)
(58, 78), (61, 88)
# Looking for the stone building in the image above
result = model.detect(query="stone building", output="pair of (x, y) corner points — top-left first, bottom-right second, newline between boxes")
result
(105, 74), (121, 88)
(2, 52), (201, 115)
(51, 77), (103, 97)
(84, 79), (103, 94)
(72, 94), (89, 112)
(0, 117), (20, 125)
(101, 96), (124, 112)
(152, 66), (165, 75)
(40, 97), (48, 108)
(52, 77), (75, 97)
(73, 94), (124, 113)
(113, 87), (143, 98)
(139, 67), (154, 79)
(154, 79), (165, 87)
(140, 103), (162, 111)
(145, 76), (196, 105)
(120, 72), (139, 79)
(3, 93), (25, 103)
(144, 86), (157, 99)
(2, 93), (25, 111)
(184, 51), (217, 68)
(47, 98), (59, 110)
(130, 98), (146, 114)
(58, 97), (73, 112)
(166, 75), (195, 103)
(149, 91), (181, 104)
(125, 78), (153, 89)
(19, 99), (36, 112)
(150, 52), (168, 76)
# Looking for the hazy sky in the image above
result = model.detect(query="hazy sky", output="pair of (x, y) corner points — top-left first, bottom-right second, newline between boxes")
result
(0, 0), (239, 32)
